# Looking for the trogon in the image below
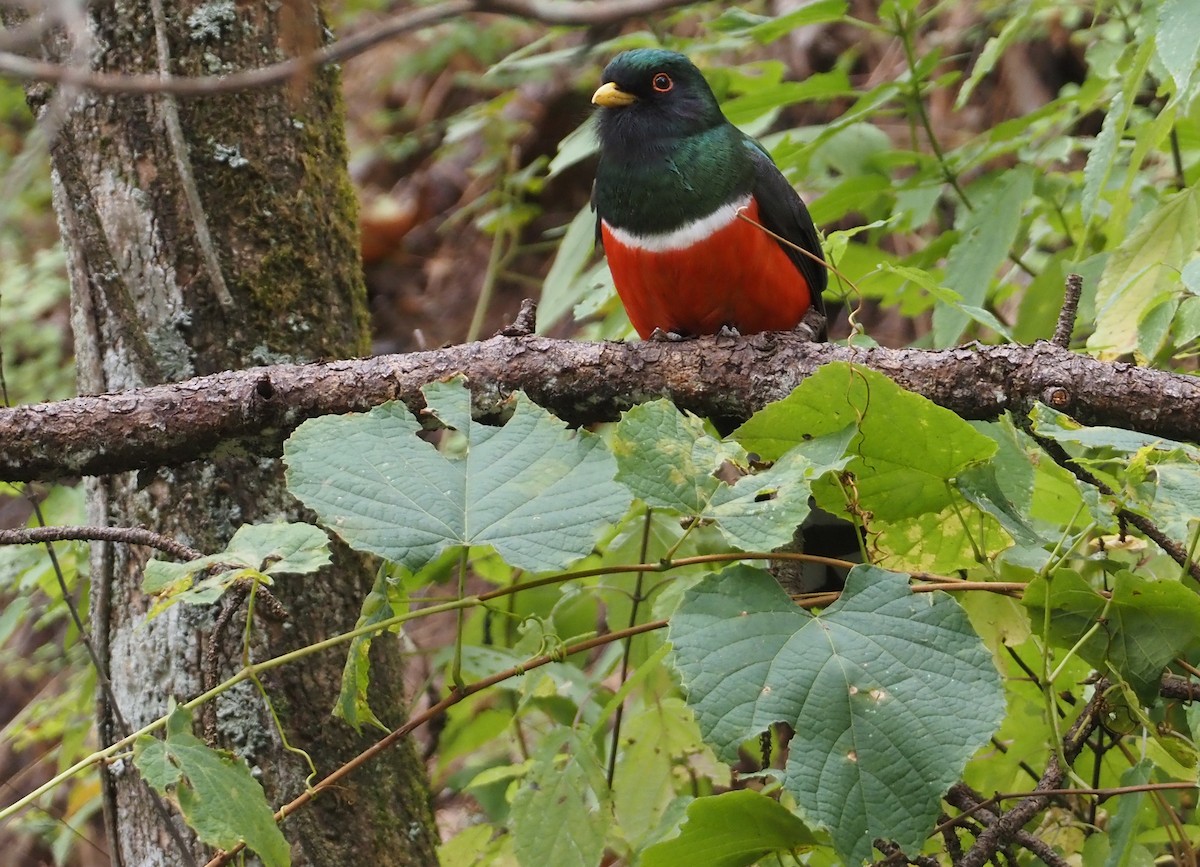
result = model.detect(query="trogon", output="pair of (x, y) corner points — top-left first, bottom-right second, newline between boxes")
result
(591, 48), (826, 340)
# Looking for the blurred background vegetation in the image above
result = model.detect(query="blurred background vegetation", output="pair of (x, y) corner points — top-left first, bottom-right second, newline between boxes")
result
(2, 0), (1197, 862)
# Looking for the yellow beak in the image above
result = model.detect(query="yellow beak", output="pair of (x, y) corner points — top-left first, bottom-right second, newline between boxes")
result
(592, 81), (638, 108)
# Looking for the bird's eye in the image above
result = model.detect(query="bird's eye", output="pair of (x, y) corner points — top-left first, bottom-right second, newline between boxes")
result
(652, 72), (673, 92)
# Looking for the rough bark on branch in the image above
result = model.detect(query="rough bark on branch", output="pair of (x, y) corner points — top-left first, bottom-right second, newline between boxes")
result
(2, 333), (1196, 482)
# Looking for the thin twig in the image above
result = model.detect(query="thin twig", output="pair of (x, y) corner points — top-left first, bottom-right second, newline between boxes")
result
(1051, 274), (1083, 348)
(201, 619), (669, 867)
(148, 0), (233, 307)
(0, 524), (203, 560)
(956, 683), (1108, 867)
(1026, 428), (1200, 582)
(0, 0), (695, 97)
(944, 784), (1070, 867)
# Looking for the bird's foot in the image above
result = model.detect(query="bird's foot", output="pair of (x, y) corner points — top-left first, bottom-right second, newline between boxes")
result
(649, 327), (690, 342)
(716, 324), (742, 339)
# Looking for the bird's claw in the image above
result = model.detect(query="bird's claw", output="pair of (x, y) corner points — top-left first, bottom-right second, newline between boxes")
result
(716, 324), (742, 339)
(649, 327), (689, 342)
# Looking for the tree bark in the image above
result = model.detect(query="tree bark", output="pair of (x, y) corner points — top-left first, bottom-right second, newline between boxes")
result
(45, 1), (437, 864)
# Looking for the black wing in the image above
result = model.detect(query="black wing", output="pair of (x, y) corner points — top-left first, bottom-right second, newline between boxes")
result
(743, 139), (827, 323)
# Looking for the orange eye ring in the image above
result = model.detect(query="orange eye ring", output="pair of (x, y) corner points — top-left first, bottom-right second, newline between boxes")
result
(652, 72), (673, 93)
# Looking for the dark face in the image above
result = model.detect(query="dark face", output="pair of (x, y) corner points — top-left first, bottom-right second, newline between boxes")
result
(592, 49), (726, 149)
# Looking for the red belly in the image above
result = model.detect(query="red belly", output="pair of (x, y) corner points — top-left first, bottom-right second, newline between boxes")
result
(600, 198), (813, 339)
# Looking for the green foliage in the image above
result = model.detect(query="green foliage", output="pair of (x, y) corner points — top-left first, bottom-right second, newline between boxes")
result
(265, 361), (1200, 864)
(284, 377), (630, 573)
(0, 246), (73, 404)
(671, 565), (1003, 863)
(134, 703), (290, 867)
(8, 2), (1200, 865)
(141, 522), (331, 617)
(611, 400), (849, 551)
(642, 789), (816, 867)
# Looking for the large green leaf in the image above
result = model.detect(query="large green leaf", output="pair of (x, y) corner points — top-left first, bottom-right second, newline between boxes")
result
(511, 729), (609, 867)
(670, 565), (1003, 864)
(1157, 0), (1200, 105)
(1023, 569), (1200, 700)
(1089, 185), (1200, 357)
(284, 379), (631, 573)
(732, 363), (996, 521)
(133, 704), (289, 867)
(642, 790), (816, 867)
(611, 400), (849, 552)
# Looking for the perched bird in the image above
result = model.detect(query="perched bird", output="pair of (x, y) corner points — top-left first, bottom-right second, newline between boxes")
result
(591, 49), (826, 340)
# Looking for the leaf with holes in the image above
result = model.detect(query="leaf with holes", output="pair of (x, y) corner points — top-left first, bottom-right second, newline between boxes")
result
(611, 400), (849, 552)
(670, 564), (1003, 864)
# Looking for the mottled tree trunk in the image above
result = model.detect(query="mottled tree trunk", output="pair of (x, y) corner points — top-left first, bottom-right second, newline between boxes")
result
(45, 1), (438, 864)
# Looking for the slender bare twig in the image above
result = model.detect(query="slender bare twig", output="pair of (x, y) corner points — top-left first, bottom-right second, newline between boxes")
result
(1025, 429), (1200, 582)
(956, 683), (1108, 867)
(0, 0), (694, 97)
(201, 618), (669, 867)
(944, 784), (1070, 867)
(0, 524), (203, 560)
(148, 0), (234, 307)
(1051, 274), (1083, 349)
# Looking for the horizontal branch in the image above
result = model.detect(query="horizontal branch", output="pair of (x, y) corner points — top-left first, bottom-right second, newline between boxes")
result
(0, 0), (695, 96)
(2, 333), (1197, 482)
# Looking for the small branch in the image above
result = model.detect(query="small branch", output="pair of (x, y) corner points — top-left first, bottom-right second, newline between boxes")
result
(202, 618), (669, 867)
(4, 334), (1200, 482)
(944, 785), (1070, 867)
(1027, 429), (1200, 582)
(1051, 274), (1083, 348)
(0, 0), (694, 97)
(956, 682), (1108, 867)
(0, 524), (203, 560)
(148, 0), (234, 307)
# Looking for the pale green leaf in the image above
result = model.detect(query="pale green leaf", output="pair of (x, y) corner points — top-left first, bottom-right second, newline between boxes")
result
(642, 790), (816, 867)
(612, 401), (743, 514)
(511, 729), (609, 867)
(612, 698), (708, 848)
(670, 565), (1003, 864)
(710, 0), (846, 43)
(547, 115), (598, 179)
(333, 566), (394, 732)
(733, 363), (996, 521)
(957, 7), (1037, 108)
(1157, 0), (1200, 103)
(612, 401), (846, 551)
(1082, 90), (1127, 224)
(538, 204), (598, 333)
(284, 380), (631, 573)
(1024, 569), (1200, 700)
(1089, 186), (1200, 357)
(135, 704), (289, 867)
(224, 522), (332, 577)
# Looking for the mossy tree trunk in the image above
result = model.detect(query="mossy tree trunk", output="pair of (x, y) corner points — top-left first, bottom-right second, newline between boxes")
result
(44, 1), (438, 864)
